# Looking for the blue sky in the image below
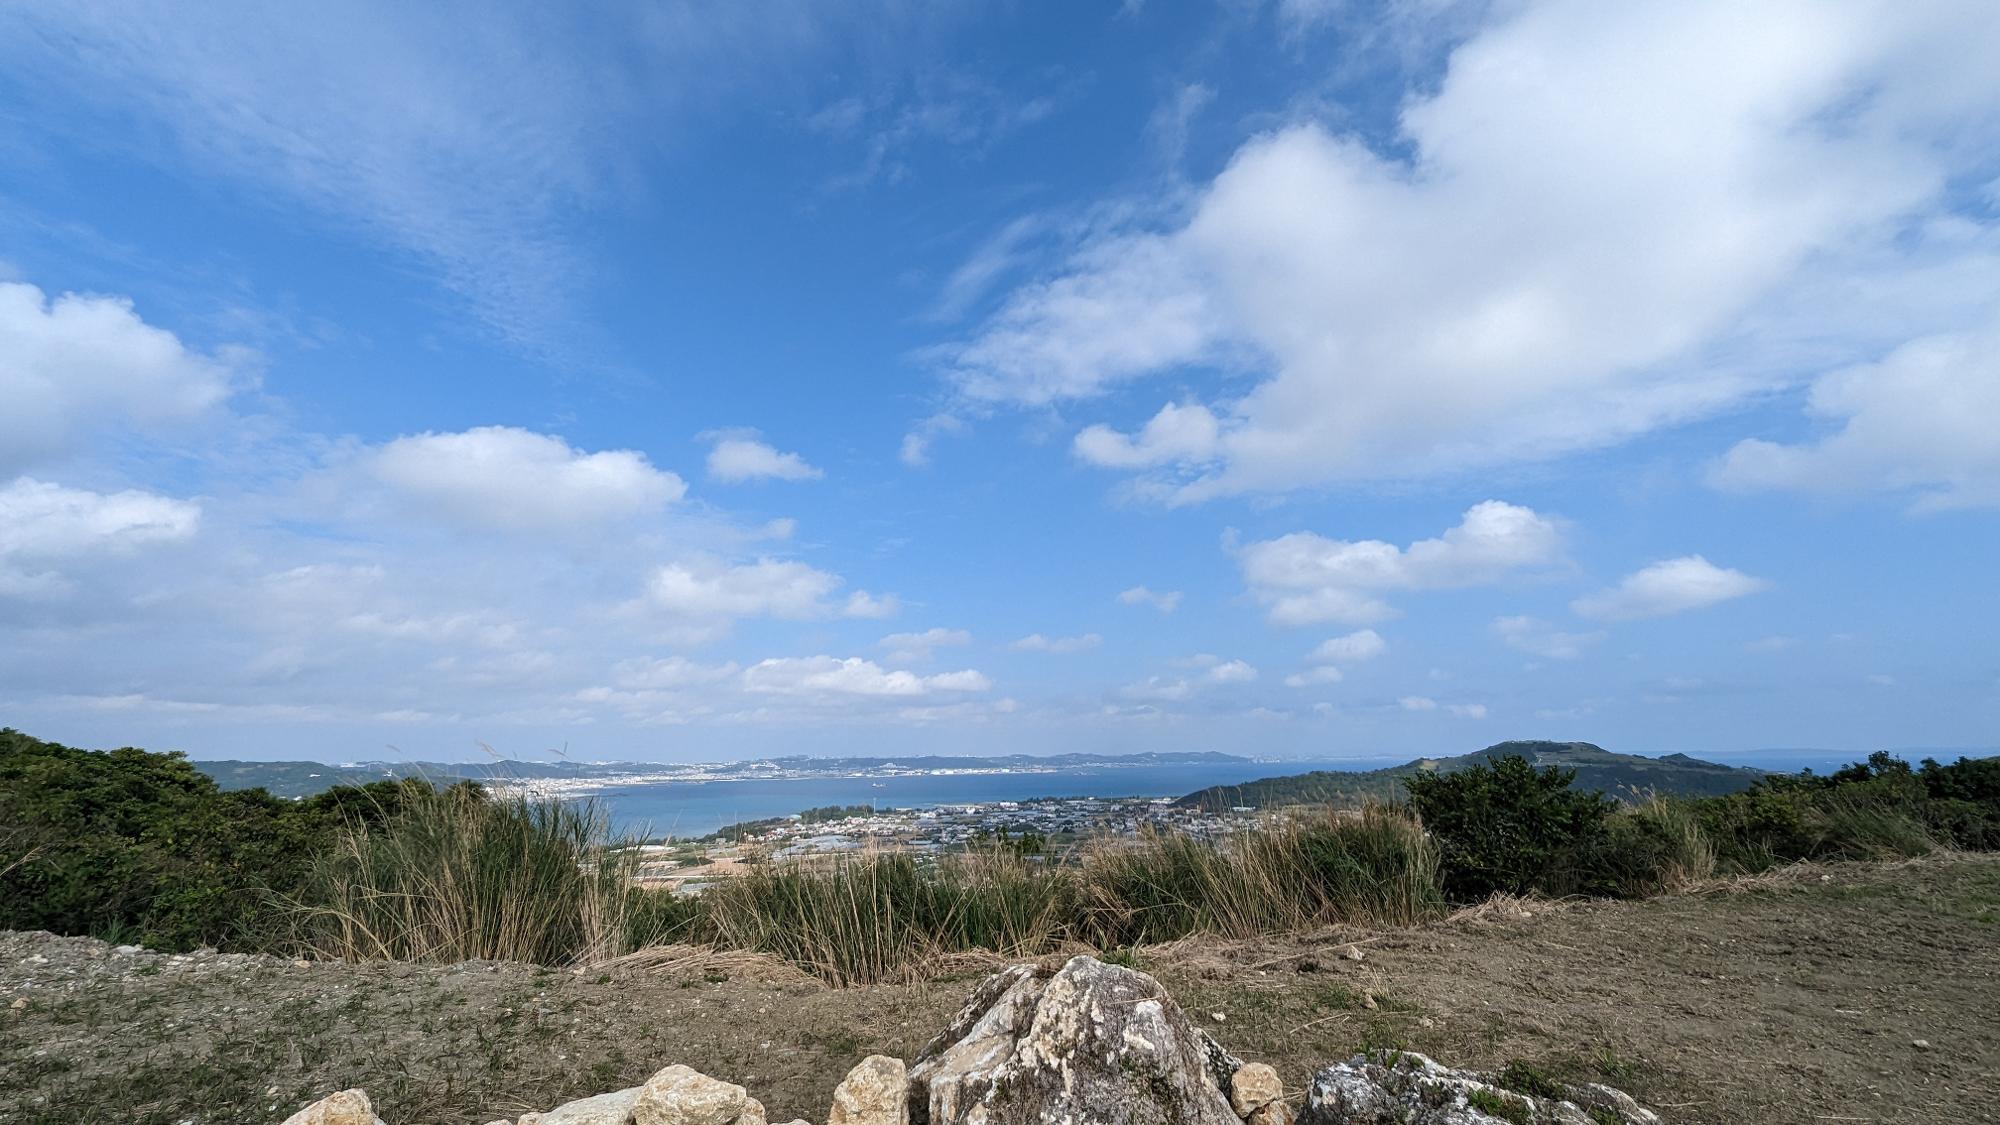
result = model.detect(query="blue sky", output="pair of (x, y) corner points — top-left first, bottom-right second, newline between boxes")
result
(2, 0), (1996, 763)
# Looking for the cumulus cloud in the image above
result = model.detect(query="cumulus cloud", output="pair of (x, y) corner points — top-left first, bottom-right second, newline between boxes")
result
(704, 431), (823, 483)
(1710, 313), (2000, 511)
(743, 655), (990, 698)
(880, 627), (972, 663)
(1310, 629), (1386, 664)
(942, 2), (2000, 502)
(1010, 632), (1103, 653)
(1205, 658), (1258, 684)
(1286, 628), (1387, 688)
(1118, 585), (1184, 613)
(1491, 615), (1604, 660)
(1572, 556), (1768, 622)
(1074, 401), (1220, 468)
(1238, 501), (1563, 625)
(646, 556), (880, 623)
(0, 281), (242, 475)
(370, 426), (684, 531)
(0, 478), (202, 597)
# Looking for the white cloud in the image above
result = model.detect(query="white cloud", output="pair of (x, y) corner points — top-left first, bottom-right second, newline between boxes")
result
(1491, 615), (1604, 660)
(647, 556), (854, 621)
(1446, 702), (1488, 719)
(704, 431), (823, 483)
(1205, 658), (1258, 684)
(1710, 313), (2000, 511)
(1572, 556), (1768, 622)
(842, 590), (901, 619)
(370, 426), (684, 531)
(0, 478), (201, 597)
(743, 656), (991, 698)
(1238, 501), (1563, 625)
(1284, 665), (1344, 688)
(1074, 401), (1220, 469)
(611, 656), (742, 691)
(1746, 634), (1798, 653)
(880, 627), (972, 663)
(1286, 628), (1386, 687)
(1118, 585), (1184, 613)
(1010, 632), (1102, 653)
(899, 413), (966, 468)
(1121, 676), (1195, 702)
(1398, 695), (1438, 711)
(944, 2), (2000, 502)
(0, 281), (242, 475)
(1309, 628), (1387, 664)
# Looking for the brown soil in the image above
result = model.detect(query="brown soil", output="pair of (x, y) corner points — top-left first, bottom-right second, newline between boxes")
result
(3, 854), (1996, 1124)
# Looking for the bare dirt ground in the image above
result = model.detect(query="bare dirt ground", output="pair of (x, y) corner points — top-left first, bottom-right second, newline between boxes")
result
(3, 854), (1996, 1125)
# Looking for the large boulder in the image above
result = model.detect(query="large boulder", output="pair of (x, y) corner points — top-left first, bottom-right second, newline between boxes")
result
(828, 1056), (908, 1125)
(906, 955), (1242, 1125)
(634, 1065), (750, 1125)
(1296, 1051), (1660, 1125)
(517, 1086), (643, 1125)
(280, 1089), (386, 1125)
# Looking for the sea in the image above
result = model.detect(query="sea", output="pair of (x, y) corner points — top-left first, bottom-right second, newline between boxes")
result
(590, 758), (1397, 837)
(570, 746), (1896, 837)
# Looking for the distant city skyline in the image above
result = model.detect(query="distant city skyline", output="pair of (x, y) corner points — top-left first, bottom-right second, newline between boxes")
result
(2, 1), (1996, 762)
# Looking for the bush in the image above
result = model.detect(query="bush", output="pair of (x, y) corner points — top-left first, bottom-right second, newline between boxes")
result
(0, 728), (424, 950)
(1404, 756), (1618, 900)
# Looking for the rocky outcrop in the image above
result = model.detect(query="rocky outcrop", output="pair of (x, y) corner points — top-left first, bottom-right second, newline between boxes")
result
(905, 954), (1243, 1125)
(1297, 1050), (1660, 1125)
(277, 956), (1660, 1125)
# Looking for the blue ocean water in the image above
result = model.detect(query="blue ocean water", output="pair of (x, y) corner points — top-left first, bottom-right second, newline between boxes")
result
(590, 759), (1392, 837)
(580, 747), (1906, 838)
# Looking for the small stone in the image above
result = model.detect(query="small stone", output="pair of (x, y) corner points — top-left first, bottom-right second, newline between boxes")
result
(828, 1055), (908, 1125)
(280, 1089), (381, 1125)
(1361, 992), (1378, 1011)
(113, 944), (142, 956)
(634, 1065), (748, 1125)
(1213, 1011), (1228, 1022)
(293, 959), (313, 969)
(1912, 1039), (1931, 1050)
(1229, 1063), (1283, 1116)
(8, 998), (26, 1011)
(1341, 945), (1365, 962)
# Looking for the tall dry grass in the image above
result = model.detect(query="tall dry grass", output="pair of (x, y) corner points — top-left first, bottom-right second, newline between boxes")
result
(1077, 804), (1444, 944)
(700, 848), (1074, 985)
(292, 785), (645, 965)
(690, 804), (1445, 982)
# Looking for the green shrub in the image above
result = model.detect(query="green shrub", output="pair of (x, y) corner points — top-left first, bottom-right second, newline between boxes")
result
(0, 728), (422, 950)
(1404, 756), (1618, 900)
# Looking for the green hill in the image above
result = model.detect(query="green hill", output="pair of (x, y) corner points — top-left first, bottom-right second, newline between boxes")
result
(1176, 740), (1769, 811)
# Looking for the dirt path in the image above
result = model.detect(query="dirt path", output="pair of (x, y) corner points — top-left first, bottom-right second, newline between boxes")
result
(3, 855), (1995, 1124)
